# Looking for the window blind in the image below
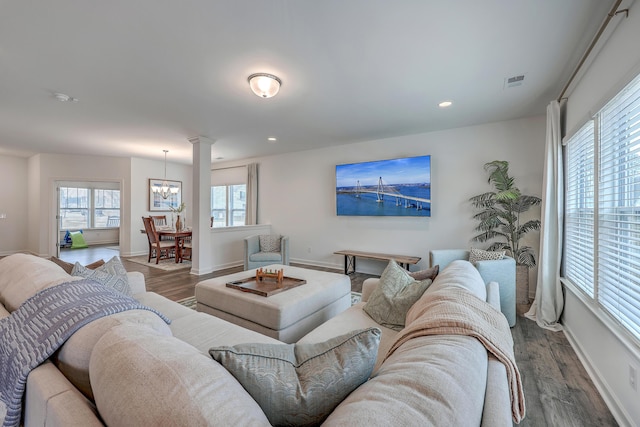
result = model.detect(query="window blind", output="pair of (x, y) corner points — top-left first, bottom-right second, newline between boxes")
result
(597, 72), (640, 341)
(565, 121), (596, 297)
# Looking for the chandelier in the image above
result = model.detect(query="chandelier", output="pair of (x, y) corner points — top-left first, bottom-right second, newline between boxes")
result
(153, 150), (180, 199)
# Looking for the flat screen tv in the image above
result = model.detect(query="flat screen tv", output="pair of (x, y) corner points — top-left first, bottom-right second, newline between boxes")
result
(336, 155), (431, 217)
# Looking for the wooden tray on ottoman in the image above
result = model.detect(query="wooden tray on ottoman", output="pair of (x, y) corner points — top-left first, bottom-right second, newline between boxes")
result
(225, 276), (307, 297)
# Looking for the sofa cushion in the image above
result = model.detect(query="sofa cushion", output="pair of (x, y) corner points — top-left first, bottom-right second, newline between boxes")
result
(71, 256), (132, 296)
(249, 251), (283, 263)
(209, 328), (381, 427)
(90, 324), (271, 427)
(0, 253), (82, 312)
(363, 260), (432, 331)
(53, 309), (172, 400)
(469, 247), (505, 264)
(420, 259), (487, 306)
(323, 335), (488, 426)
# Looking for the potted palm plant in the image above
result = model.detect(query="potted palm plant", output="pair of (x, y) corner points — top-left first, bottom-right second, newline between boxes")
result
(469, 160), (541, 303)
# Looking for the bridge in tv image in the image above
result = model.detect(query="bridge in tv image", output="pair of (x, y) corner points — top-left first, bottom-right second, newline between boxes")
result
(340, 177), (430, 210)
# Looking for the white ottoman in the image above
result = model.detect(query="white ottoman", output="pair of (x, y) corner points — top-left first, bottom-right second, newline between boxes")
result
(195, 265), (351, 343)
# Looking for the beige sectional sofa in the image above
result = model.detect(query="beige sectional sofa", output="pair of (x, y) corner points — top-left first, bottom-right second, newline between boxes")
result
(0, 253), (520, 426)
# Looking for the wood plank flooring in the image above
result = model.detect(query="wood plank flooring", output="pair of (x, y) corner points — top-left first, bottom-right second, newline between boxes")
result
(57, 246), (618, 426)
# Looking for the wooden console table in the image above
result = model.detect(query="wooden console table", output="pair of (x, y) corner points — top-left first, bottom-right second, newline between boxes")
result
(334, 250), (421, 275)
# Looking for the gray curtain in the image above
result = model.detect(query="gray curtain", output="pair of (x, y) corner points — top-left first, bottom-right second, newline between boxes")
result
(246, 163), (258, 225)
(524, 100), (564, 331)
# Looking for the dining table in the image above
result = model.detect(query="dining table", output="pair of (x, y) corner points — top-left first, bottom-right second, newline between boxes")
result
(156, 227), (192, 263)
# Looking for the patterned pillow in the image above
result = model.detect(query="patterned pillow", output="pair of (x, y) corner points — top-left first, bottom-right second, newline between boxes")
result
(259, 235), (281, 253)
(363, 260), (432, 331)
(408, 264), (439, 281)
(209, 328), (381, 426)
(468, 248), (505, 264)
(71, 256), (132, 296)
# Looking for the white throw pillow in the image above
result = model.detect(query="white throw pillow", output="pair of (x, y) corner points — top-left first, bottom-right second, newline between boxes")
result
(72, 256), (132, 296)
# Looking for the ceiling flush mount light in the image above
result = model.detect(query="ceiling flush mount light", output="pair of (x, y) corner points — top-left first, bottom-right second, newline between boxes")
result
(248, 73), (282, 98)
(267, 137), (277, 142)
(438, 101), (453, 108)
(153, 150), (180, 200)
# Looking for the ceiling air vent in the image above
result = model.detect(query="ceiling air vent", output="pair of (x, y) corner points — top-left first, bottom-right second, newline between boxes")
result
(504, 74), (526, 89)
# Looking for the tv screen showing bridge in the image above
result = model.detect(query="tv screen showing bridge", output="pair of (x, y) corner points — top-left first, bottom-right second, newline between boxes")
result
(336, 155), (431, 217)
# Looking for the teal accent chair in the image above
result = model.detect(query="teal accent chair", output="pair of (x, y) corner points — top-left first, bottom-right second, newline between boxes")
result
(244, 235), (290, 270)
(430, 249), (517, 327)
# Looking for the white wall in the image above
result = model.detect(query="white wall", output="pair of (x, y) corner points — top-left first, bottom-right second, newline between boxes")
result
(0, 155), (28, 255)
(219, 115), (545, 292)
(562, 3), (640, 425)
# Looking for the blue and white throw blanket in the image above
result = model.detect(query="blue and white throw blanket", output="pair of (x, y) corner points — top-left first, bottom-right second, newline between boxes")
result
(0, 279), (170, 427)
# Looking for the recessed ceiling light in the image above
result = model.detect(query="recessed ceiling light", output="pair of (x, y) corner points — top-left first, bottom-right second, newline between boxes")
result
(267, 137), (277, 142)
(54, 92), (79, 102)
(438, 101), (453, 108)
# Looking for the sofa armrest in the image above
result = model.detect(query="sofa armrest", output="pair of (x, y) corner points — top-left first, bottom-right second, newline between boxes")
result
(481, 356), (513, 427)
(127, 271), (146, 295)
(486, 281), (500, 311)
(25, 361), (103, 427)
(361, 278), (379, 303)
(244, 235), (261, 270)
(280, 236), (290, 265)
(475, 257), (516, 327)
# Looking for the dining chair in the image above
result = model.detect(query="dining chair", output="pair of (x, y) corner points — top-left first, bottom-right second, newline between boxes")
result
(180, 237), (192, 263)
(142, 216), (175, 264)
(150, 215), (167, 226)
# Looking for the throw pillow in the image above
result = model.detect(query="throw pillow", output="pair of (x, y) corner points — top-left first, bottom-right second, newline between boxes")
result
(49, 256), (105, 274)
(259, 235), (281, 253)
(69, 231), (88, 249)
(468, 247), (505, 264)
(209, 328), (381, 427)
(71, 256), (132, 296)
(363, 259), (432, 331)
(408, 264), (439, 281)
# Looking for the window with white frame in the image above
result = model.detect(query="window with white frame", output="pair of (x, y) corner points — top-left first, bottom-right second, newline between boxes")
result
(59, 185), (120, 229)
(210, 166), (247, 228)
(564, 71), (640, 342)
(211, 184), (246, 227)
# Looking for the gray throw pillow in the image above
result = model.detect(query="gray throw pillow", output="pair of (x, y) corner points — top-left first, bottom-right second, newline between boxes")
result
(209, 328), (381, 427)
(259, 234), (281, 253)
(468, 247), (505, 264)
(363, 259), (432, 331)
(71, 256), (132, 296)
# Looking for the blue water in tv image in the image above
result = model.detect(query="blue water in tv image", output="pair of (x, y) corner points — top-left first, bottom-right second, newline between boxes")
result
(336, 155), (431, 217)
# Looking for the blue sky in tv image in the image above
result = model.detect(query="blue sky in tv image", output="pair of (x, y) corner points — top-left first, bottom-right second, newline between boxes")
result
(335, 155), (431, 217)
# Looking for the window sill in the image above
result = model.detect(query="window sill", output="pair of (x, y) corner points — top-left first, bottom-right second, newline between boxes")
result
(211, 224), (270, 234)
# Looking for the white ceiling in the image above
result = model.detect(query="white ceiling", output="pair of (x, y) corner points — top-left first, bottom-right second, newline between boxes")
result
(0, 1), (613, 164)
